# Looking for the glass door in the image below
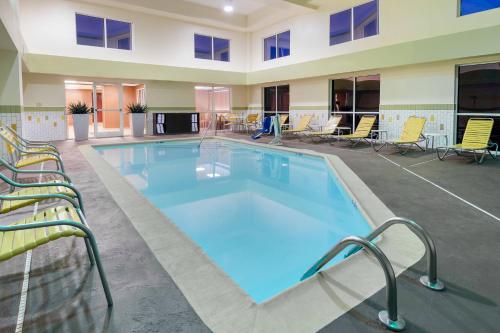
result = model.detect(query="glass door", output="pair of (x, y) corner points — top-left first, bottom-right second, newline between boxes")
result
(93, 83), (124, 137)
(195, 86), (231, 132)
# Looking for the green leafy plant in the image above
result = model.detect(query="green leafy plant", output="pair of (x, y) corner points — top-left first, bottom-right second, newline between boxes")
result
(127, 102), (148, 114)
(68, 101), (91, 114)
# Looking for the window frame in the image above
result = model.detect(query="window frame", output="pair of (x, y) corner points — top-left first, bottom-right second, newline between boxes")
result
(329, 8), (353, 46)
(329, 0), (379, 47)
(458, 0), (500, 16)
(455, 61), (500, 145)
(106, 18), (133, 51)
(75, 12), (133, 51)
(194, 33), (231, 62)
(263, 84), (290, 117)
(263, 30), (291, 62)
(353, 0), (379, 41)
(330, 74), (380, 133)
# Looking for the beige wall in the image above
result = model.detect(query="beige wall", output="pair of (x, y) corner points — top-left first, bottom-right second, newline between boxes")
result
(146, 81), (195, 108)
(0, 50), (22, 106)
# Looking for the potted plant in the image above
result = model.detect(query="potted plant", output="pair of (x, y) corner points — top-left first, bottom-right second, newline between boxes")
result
(127, 102), (148, 137)
(68, 101), (91, 141)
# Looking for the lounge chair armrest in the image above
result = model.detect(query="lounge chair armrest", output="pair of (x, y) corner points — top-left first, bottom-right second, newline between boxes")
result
(9, 180), (77, 192)
(27, 142), (58, 150)
(0, 193), (79, 208)
(12, 169), (71, 182)
(0, 172), (73, 188)
(0, 219), (90, 235)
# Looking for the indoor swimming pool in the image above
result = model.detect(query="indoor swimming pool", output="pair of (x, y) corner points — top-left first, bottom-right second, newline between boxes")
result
(95, 139), (373, 303)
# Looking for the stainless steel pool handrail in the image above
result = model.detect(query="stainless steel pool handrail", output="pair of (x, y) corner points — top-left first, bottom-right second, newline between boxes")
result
(199, 114), (215, 147)
(301, 236), (406, 331)
(344, 217), (445, 291)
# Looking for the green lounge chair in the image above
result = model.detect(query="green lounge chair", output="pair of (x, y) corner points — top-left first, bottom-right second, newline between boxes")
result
(0, 205), (113, 306)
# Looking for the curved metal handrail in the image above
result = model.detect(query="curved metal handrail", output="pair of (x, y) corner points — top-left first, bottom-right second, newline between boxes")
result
(345, 217), (445, 291)
(301, 236), (406, 331)
(199, 113), (216, 147)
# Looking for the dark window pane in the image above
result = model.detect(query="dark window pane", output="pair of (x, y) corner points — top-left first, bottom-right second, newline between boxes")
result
(458, 63), (500, 114)
(330, 9), (352, 45)
(264, 86), (277, 113)
(355, 75), (380, 112)
(353, 0), (378, 40)
(332, 78), (354, 112)
(106, 19), (131, 50)
(264, 35), (277, 61)
(213, 37), (230, 62)
(195, 34), (212, 60)
(460, 0), (500, 16)
(277, 85), (290, 111)
(277, 31), (290, 58)
(76, 14), (104, 47)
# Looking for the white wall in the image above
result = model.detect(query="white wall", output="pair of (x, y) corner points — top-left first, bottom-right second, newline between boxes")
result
(19, 0), (248, 72)
(249, 0), (500, 71)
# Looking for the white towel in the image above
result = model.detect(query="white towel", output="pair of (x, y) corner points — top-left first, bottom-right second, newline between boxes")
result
(156, 123), (165, 134)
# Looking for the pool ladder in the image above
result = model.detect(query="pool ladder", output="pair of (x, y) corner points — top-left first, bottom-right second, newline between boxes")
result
(199, 114), (216, 147)
(301, 217), (445, 332)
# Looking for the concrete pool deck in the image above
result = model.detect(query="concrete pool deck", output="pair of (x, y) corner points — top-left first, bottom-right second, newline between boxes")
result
(1, 133), (499, 332)
(78, 136), (424, 333)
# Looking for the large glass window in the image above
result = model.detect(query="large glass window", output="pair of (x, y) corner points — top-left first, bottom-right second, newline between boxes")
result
(330, 9), (352, 46)
(264, 31), (290, 61)
(353, 0), (378, 40)
(331, 75), (380, 132)
(106, 19), (131, 50)
(460, 0), (500, 16)
(214, 37), (230, 62)
(277, 31), (290, 58)
(329, 1), (378, 46)
(195, 34), (230, 62)
(76, 14), (104, 47)
(264, 85), (289, 117)
(264, 36), (277, 61)
(457, 62), (500, 144)
(76, 14), (132, 50)
(194, 34), (213, 60)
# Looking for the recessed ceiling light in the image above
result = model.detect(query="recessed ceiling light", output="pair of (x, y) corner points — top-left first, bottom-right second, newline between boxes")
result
(224, 0), (234, 13)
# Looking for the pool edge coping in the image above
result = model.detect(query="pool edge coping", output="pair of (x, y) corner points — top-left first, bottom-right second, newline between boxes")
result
(79, 136), (425, 333)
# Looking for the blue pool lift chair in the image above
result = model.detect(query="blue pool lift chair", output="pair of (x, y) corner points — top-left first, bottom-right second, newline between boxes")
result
(251, 116), (273, 139)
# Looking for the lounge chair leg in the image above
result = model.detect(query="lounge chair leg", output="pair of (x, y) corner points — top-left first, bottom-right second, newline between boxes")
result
(476, 150), (486, 164)
(437, 148), (450, 161)
(84, 238), (95, 266)
(86, 232), (113, 306)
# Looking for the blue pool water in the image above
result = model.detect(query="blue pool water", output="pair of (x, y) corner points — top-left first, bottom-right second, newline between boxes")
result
(95, 140), (372, 303)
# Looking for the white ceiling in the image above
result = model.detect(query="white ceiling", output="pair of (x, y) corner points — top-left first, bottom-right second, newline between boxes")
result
(79, 0), (316, 31)
(183, 0), (269, 15)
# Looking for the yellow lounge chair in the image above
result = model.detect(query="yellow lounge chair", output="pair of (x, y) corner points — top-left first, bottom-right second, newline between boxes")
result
(335, 115), (377, 146)
(305, 115), (342, 139)
(3, 125), (59, 153)
(0, 170), (84, 214)
(283, 115), (313, 135)
(243, 113), (259, 132)
(373, 116), (427, 155)
(0, 205), (113, 306)
(0, 127), (64, 172)
(279, 114), (289, 130)
(437, 118), (498, 164)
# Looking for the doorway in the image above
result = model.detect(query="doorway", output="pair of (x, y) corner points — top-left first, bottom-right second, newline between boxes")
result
(65, 81), (146, 139)
(195, 85), (231, 132)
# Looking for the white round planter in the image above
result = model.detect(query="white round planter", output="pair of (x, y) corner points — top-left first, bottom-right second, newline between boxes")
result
(72, 113), (90, 141)
(131, 113), (145, 137)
